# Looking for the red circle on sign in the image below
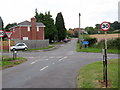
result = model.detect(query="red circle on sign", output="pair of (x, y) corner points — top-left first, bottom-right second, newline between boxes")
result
(100, 22), (110, 31)
(0, 30), (4, 37)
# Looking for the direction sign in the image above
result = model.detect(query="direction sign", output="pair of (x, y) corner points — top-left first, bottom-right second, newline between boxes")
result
(5, 31), (12, 39)
(100, 22), (110, 31)
(0, 30), (4, 37)
(82, 41), (89, 45)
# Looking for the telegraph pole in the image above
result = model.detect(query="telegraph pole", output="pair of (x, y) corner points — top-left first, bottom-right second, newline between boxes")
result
(78, 13), (81, 48)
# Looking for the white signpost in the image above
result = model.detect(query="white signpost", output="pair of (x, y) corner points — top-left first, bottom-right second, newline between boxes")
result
(5, 31), (13, 55)
(0, 30), (4, 60)
(100, 21), (110, 88)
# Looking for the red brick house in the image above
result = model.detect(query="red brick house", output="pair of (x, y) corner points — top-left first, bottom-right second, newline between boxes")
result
(10, 17), (45, 40)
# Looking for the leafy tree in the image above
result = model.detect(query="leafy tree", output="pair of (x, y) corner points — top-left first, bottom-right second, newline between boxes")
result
(74, 31), (78, 37)
(55, 12), (66, 41)
(35, 11), (57, 42)
(5, 23), (17, 31)
(85, 27), (97, 34)
(0, 16), (4, 30)
(110, 21), (120, 30)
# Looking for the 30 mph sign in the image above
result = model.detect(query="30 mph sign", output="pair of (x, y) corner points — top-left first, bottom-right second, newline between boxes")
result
(0, 30), (4, 37)
(100, 22), (110, 31)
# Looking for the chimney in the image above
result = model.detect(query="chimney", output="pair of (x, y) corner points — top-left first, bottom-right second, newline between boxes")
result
(31, 17), (37, 40)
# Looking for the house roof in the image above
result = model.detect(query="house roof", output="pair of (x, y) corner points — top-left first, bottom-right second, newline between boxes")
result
(17, 20), (45, 27)
(18, 20), (30, 26)
(9, 20), (45, 30)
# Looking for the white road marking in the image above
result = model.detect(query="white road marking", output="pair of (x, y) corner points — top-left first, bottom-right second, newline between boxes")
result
(52, 62), (55, 64)
(40, 66), (48, 71)
(50, 56), (54, 58)
(64, 56), (68, 59)
(58, 56), (68, 61)
(31, 62), (36, 64)
(30, 60), (38, 64)
(29, 57), (34, 58)
(45, 59), (49, 60)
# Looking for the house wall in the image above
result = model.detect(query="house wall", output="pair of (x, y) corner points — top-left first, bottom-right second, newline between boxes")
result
(36, 27), (44, 40)
(11, 26), (44, 40)
(21, 27), (31, 40)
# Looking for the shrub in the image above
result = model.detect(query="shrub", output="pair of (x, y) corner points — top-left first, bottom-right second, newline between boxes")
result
(95, 37), (120, 49)
(83, 35), (97, 47)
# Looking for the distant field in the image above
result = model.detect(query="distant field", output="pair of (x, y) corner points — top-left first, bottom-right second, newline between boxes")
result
(89, 34), (120, 42)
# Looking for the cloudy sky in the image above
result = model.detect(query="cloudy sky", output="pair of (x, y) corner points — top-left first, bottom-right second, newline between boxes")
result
(0, 0), (119, 29)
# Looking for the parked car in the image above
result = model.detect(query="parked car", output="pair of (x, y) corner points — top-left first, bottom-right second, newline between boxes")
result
(10, 43), (28, 51)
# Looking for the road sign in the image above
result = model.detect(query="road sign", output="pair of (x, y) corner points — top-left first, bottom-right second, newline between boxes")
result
(82, 41), (89, 45)
(5, 31), (12, 39)
(100, 22), (110, 31)
(0, 30), (4, 37)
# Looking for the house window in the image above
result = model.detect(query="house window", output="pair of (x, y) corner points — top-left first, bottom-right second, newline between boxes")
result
(23, 37), (28, 40)
(13, 28), (15, 32)
(37, 26), (39, 31)
(28, 26), (30, 31)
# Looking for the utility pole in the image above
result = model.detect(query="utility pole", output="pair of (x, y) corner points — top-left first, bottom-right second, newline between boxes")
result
(78, 13), (81, 48)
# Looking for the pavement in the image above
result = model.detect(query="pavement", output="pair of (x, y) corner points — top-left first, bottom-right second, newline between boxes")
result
(2, 38), (118, 88)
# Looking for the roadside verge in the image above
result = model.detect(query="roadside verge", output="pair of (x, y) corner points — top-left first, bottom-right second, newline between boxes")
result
(77, 59), (119, 88)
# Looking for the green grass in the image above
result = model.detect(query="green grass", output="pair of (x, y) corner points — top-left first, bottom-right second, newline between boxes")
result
(0, 55), (27, 69)
(27, 45), (55, 51)
(76, 43), (120, 54)
(77, 59), (119, 88)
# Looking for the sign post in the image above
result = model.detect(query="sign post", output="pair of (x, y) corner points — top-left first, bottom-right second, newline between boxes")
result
(0, 30), (5, 60)
(100, 21), (110, 88)
(5, 31), (12, 56)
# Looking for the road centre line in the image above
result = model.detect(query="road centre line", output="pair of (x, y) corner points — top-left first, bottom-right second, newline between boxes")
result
(40, 66), (48, 71)
(58, 56), (68, 61)
(30, 60), (38, 64)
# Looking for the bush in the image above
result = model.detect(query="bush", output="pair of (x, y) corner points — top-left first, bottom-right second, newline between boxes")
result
(95, 38), (120, 49)
(83, 35), (97, 47)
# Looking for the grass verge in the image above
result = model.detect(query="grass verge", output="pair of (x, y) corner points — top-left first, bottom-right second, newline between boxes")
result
(76, 43), (120, 54)
(0, 55), (27, 70)
(77, 59), (119, 88)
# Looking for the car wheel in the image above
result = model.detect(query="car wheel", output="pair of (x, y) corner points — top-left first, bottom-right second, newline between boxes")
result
(12, 48), (16, 51)
(24, 47), (28, 50)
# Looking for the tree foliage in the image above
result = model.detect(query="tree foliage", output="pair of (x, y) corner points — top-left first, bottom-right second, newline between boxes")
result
(0, 16), (4, 30)
(55, 12), (66, 41)
(85, 27), (97, 34)
(5, 23), (17, 31)
(35, 11), (57, 42)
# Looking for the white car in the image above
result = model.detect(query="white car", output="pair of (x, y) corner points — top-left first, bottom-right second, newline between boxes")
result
(10, 43), (28, 51)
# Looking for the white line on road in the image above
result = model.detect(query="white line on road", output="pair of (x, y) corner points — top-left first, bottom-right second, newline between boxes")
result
(52, 62), (55, 64)
(45, 59), (49, 60)
(58, 56), (68, 61)
(30, 60), (38, 64)
(40, 66), (48, 71)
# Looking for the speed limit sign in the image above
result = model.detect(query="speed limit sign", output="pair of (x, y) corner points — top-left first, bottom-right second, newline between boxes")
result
(0, 30), (4, 37)
(100, 22), (110, 31)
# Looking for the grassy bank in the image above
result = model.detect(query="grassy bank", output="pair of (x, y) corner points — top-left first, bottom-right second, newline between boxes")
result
(76, 43), (119, 54)
(77, 59), (119, 88)
(0, 55), (27, 70)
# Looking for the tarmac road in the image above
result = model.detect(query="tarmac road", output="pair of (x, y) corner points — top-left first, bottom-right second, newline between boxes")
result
(2, 38), (118, 88)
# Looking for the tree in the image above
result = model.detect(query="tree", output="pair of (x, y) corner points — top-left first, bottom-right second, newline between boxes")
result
(35, 11), (57, 43)
(55, 12), (66, 41)
(85, 27), (97, 34)
(111, 21), (120, 30)
(5, 23), (17, 31)
(0, 16), (4, 30)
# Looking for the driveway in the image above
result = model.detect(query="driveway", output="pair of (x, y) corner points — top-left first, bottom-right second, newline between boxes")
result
(2, 38), (118, 88)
